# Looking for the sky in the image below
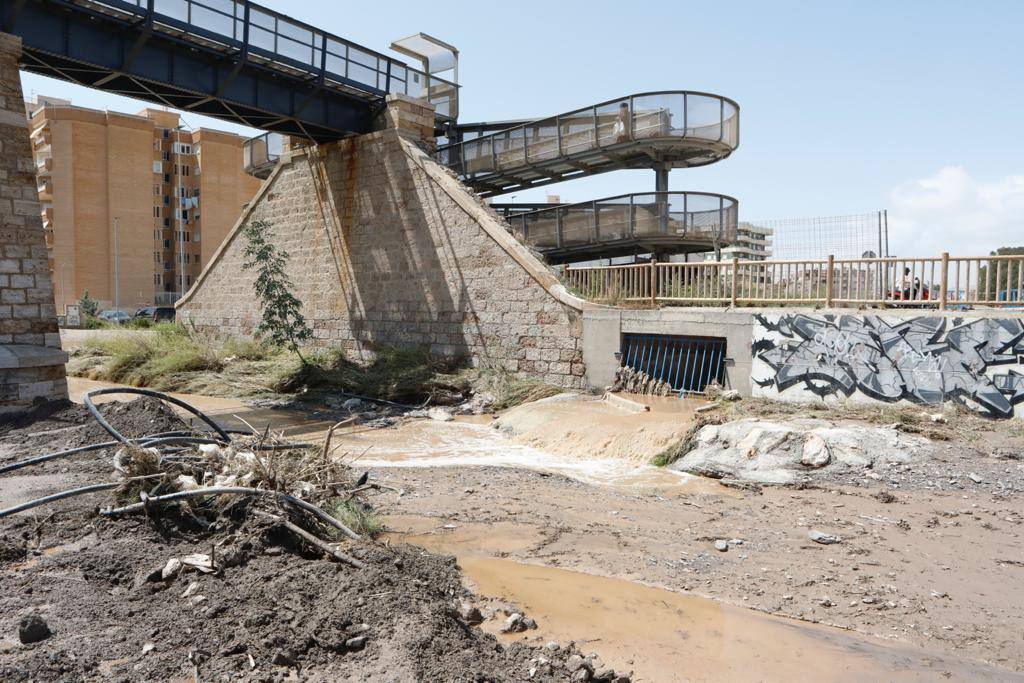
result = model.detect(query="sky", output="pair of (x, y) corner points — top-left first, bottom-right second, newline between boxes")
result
(21, 0), (1024, 257)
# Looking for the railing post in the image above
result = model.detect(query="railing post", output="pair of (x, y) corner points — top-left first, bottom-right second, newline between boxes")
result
(650, 259), (657, 305)
(939, 252), (949, 310)
(825, 255), (834, 308)
(730, 257), (738, 307)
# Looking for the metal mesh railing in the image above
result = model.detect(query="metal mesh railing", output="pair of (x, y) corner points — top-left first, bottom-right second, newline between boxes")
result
(76, 0), (458, 118)
(437, 91), (738, 178)
(565, 254), (1024, 309)
(506, 192), (738, 252)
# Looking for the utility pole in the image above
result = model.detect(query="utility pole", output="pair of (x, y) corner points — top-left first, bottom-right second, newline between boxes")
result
(113, 216), (120, 312)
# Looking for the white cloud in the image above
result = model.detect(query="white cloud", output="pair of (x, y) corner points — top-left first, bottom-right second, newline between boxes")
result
(888, 166), (1024, 257)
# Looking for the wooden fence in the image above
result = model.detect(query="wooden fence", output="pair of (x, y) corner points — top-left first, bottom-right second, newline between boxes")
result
(563, 253), (1024, 309)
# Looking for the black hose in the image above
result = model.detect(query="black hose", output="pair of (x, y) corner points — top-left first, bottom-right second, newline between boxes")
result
(0, 431), (203, 476)
(83, 387), (232, 445)
(0, 483), (119, 518)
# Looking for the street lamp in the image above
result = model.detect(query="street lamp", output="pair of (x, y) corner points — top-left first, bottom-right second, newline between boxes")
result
(113, 216), (120, 312)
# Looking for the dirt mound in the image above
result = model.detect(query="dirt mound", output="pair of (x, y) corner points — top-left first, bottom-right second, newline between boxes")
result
(0, 398), (188, 476)
(0, 400), (631, 682)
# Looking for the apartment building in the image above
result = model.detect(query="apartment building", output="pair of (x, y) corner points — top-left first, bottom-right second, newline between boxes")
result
(27, 99), (262, 312)
(705, 221), (773, 262)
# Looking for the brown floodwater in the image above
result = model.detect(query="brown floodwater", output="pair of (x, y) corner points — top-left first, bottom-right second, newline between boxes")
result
(390, 518), (1022, 683)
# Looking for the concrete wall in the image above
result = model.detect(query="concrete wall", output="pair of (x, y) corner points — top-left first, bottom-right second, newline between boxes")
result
(0, 33), (67, 412)
(752, 312), (1024, 419)
(178, 95), (591, 389)
(583, 308), (754, 393)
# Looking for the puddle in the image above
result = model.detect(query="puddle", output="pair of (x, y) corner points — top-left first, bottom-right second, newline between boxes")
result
(390, 520), (1020, 682)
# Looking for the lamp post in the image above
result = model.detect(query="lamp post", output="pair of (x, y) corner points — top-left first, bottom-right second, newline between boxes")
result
(113, 216), (120, 312)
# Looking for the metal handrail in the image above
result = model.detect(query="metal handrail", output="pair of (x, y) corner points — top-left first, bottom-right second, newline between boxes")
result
(437, 90), (738, 170)
(69, 0), (458, 118)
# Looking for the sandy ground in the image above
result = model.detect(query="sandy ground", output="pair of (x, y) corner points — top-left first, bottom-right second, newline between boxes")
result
(56, 378), (1024, 681)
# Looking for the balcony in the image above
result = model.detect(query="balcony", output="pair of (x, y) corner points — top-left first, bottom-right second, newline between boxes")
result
(41, 206), (53, 227)
(494, 191), (738, 264)
(37, 180), (52, 200)
(243, 132), (284, 179)
(36, 157), (52, 176)
(438, 91), (739, 197)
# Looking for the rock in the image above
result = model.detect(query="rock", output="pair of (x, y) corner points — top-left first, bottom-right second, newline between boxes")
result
(427, 407), (454, 422)
(594, 669), (618, 682)
(930, 413), (948, 423)
(18, 615), (51, 644)
(141, 642), (155, 655)
(457, 603), (483, 625)
(819, 598), (835, 607)
(720, 389), (741, 401)
(800, 434), (831, 468)
(522, 617), (538, 630)
(500, 613), (524, 633)
(573, 670), (592, 682)
(968, 472), (983, 484)
(566, 654), (588, 673)
(161, 558), (183, 581)
(728, 538), (744, 545)
(808, 530), (842, 545)
(345, 635), (368, 651)
(181, 581), (199, 599)
(545, 642), (560, 651)
(714, 540), (729, 552)
(134, 565), (164, 589)
(342, 398), (363, 411)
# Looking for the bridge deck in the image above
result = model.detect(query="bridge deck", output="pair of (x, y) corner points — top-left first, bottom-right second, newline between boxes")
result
(4, 0), (457, 141)
(437, 91), (738, 197)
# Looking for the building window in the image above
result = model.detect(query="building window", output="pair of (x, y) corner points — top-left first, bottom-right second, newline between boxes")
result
(163, 195), (169, 206)
(163, 218), (170, 228)
(163, 129), (170, 139)
(162, 151), (170, 161)
(153, 184), (160, 195)
(163, 173), (170, 183)
(153, 206), (160, 218)
(152, 161), (162, 174)
(153, 251), (159, 263)
(183, 166), (190, 176)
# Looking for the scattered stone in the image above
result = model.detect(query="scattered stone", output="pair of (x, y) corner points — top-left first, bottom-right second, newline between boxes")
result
(18, 615), (51, 644)
(161, 558), (183, 581)
(720, 389), (742, 401)
(345, 636), (368, 651)
(342, 398), (363, 411)
(930, 413), (948, 423)
(545, 642), (560, 651)
(818, 598), (835, 607)
(873, 490), (897, 504)
(566, 654), (589, 673)
(728, 539), (744, 545)
(808, 530), (842, 545)
(714, 540), (729, 552)
(968, 473), (983, 484)
(801, 434), (832, 468)
(457, 602), (483, 625)
(427, 407), (454, 422)
(500, 613), (524, 633)
(522, 617), (538, 630)
(181, 581), (199, 599)
(142, 642), (155, 655)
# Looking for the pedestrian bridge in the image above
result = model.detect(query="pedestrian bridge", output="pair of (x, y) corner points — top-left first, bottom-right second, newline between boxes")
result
(490, 191), (738, 263)
(436, 91), (738, 197)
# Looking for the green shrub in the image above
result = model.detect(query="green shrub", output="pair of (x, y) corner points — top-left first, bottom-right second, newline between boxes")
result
(328, 498), (383, 538)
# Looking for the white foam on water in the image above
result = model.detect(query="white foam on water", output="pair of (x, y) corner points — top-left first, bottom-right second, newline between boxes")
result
(351, 420), (692, 488)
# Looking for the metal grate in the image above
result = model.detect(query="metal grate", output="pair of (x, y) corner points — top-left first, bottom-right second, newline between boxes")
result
(620, 334), (727, 396)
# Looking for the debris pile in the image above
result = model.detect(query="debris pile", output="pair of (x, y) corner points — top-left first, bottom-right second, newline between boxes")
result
(0, 387), (633, 681)
(609, 366), (673, 396)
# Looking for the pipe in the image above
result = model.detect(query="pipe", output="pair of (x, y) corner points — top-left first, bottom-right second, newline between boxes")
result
(0, 483), (119, 518)
(83, 387), (232, 445)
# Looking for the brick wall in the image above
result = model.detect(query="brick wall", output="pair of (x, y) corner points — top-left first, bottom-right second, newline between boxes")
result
(178, 96), (589, 389)
(0, 33), (68, 413)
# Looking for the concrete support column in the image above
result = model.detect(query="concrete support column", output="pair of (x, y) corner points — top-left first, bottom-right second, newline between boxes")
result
(0, 33), (68, 414)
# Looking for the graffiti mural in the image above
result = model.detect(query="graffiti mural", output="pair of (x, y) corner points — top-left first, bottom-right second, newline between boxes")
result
(752, 314), (1024, 418)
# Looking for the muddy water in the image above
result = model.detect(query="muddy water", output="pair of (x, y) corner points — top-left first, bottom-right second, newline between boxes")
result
(392, 520), (1019, 683)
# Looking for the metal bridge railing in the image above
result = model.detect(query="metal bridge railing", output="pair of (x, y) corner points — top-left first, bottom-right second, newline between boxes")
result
(75, 0), (458, 119)
(436, 91), (738, 179)
(501, 191), (738, 252)
(564, 254), (1024, 310)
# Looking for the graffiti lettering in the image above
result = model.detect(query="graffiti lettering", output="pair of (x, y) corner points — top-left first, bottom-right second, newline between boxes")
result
(752, 314), (1024, 418)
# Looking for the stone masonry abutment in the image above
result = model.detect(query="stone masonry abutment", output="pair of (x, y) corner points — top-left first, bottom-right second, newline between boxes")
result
(178, 95), (592, 389)
(0, 34), (68, 415)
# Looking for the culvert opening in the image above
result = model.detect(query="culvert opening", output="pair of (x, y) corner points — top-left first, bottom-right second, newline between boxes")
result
(620, 333), (727, 396)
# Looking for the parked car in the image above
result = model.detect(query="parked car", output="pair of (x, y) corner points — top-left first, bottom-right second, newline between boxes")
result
(97, 310), (131, 324)
(132, 306), (176, 323)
